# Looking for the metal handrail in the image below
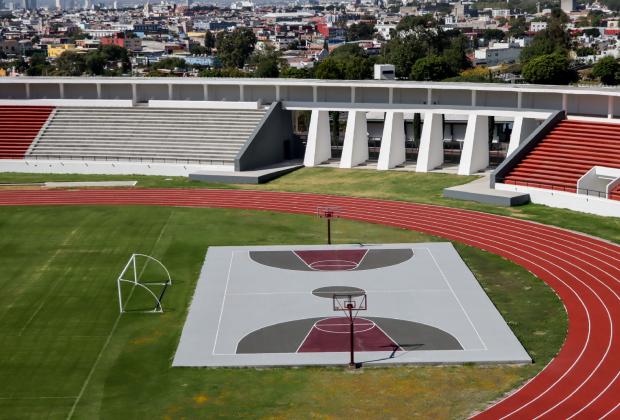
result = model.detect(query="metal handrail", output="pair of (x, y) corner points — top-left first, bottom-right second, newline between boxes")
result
(497, 177), (617, 200)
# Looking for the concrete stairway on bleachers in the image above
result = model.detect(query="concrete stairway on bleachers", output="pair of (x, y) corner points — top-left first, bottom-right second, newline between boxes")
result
(503, 120), (620, 193)
(0, 106), (54, 159)
(29, 107), (267, 166)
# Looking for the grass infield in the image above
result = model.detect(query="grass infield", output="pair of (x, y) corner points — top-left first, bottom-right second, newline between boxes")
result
(0, 205), (566, 419)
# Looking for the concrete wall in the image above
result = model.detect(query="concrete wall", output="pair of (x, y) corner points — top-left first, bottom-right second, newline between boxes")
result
(236, 102), (300, 171)
(2, 78), (619, 118)
(0, 159), (231, 176)
(496, 183), (620, 218)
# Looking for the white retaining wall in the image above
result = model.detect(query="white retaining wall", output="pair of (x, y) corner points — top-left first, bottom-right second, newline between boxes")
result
(496, 183), (620, 218)
(0, 159), (234, 177)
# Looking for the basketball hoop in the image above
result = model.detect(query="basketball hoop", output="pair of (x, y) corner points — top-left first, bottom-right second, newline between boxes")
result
(317, 206), (341, 245)
(333, 292), (367, 368)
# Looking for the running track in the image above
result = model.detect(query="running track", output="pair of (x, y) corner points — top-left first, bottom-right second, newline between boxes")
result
(0, 188), (618, 419)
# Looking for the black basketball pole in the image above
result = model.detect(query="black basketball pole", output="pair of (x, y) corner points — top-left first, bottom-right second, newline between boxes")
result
(348, 303), (354, 367)
(327, 218), (332, 245)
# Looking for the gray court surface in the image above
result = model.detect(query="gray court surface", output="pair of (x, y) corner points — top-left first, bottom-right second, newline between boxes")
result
(173, 243), (531, 367)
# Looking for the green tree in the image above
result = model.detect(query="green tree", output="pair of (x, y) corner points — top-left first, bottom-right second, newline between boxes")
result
(53, 51), (86, 76)
(85, 51), (106, 75)
(583, 28), (601, 38)
(346, 22), (376, 41)
(481, 29), (505, 41)
(508, 17), (528, 38)
(26, 53), (50, 76)
(410, 55), (456, 81)
(204, 30), (215, 54)
(443, 35), (471, 74)
(216, 27), (257, 68)
(315, 58), (343, 79)
(521, 9), (570, 63)
(314, 44), (372, 80)
(251, 48), (281, 77)
(521, 53), (578, 85)
(591, 57), (620, 85)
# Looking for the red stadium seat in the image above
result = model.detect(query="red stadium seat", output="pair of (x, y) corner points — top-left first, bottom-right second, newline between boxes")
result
(0, 106), (55, 159)
(504, 120), (620, 195)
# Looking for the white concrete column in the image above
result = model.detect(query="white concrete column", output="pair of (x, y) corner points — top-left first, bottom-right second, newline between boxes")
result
(377, 112), (406, 170)
(275, 85), (281, 101)
(340, 111), (368, 169)
(562, 93), (568, 113)
(25, 83), (30, 99)
(59, 83), (65, 99)
(416, 112), (443, 172)
(350, 86), (355, 103)
(168, 84), (173, 100)
(427, 88), (432, 105)
(312, 85), (318, 102)
(471, 90), (477, 107)
(203, 84), (209, 101)
(303, 110), (331, 167)
(96, 83), (102, 99)
(388, 87), (393, 104)
(239, 85), (245, 101)
(458, 114), (489, 175)
(131, 84), (138, 104)
(517, 92), (522, 109)
(608, 96), (614, 119)
(507, 116), (538, 156)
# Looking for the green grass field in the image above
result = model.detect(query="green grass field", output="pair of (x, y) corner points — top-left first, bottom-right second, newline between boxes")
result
(2, 168), (618, 243)
(0, 205), (566, 419)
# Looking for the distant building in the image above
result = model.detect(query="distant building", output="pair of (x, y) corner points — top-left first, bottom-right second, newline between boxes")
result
(474, 42), (522, 66)
(100, 33), (142, 52)
(561, 0), (575, 13)
(374, 64), (395, 80)
(23, 0), (36, 10)
(530, 21), (548, 32)
(375, 22), (396, 40)
(47, 43), (77, 58)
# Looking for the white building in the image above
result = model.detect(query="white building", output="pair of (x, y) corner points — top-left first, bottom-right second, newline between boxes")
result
(530, 21), (547, 32)
(474, 42), (522, 66)
(375, 23), (396, 40)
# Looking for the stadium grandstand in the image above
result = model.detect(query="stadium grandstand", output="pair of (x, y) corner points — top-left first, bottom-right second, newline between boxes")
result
(0, 77), (618, 216)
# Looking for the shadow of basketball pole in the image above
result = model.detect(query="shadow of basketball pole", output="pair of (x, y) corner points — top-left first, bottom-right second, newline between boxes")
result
(357, 343), (425, 366)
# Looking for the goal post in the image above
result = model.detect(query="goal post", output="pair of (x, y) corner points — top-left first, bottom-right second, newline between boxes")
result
(116, 253), (172, 313)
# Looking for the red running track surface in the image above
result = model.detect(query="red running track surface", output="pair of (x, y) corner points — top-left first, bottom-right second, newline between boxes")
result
(0, 188), (618, 419)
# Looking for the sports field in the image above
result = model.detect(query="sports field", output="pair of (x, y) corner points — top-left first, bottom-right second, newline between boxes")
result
(0, 202), (566, 418)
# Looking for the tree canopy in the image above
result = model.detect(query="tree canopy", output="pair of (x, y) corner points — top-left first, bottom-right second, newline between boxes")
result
(521, 53), (578, 85)
(216, 27), (256, 69)
(346, 22), (376, 41)
(591, 57), (620, 85)
(410, 55), (456, 81)
(315, 44), (372, 80)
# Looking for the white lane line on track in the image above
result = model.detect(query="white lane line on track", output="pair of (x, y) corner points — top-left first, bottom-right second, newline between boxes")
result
(600, 401), (620, 419)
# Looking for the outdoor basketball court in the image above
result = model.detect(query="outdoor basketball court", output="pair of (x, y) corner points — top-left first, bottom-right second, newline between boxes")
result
(173, 243), (531, 367)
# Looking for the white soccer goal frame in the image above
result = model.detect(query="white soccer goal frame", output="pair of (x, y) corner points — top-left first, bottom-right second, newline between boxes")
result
(116, 253), (172, 313)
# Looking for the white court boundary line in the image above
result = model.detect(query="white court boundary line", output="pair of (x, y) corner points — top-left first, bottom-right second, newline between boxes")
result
(211, 250), (235, 356)
(426, 248), (488, 351)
